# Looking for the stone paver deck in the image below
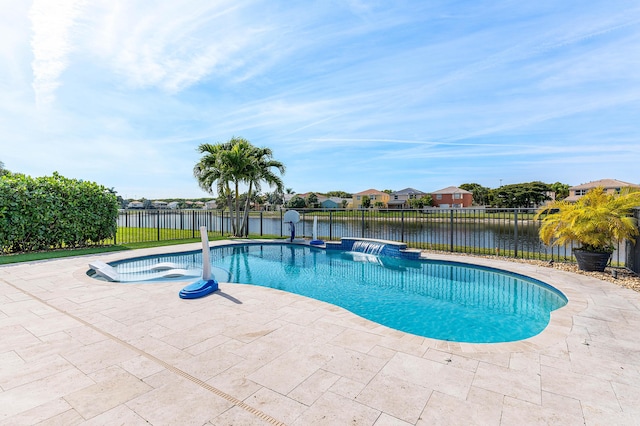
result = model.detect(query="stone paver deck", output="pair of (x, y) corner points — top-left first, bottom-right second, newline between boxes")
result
(1, 240), (639, 425)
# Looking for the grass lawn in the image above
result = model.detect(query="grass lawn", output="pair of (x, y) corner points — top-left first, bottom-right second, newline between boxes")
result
(0, 233), (288, 265)
(0, 239), (201, 265)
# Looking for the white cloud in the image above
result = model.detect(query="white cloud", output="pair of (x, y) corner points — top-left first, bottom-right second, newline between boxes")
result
(82, 1), (278, 93)
(29, 0), (85, 107)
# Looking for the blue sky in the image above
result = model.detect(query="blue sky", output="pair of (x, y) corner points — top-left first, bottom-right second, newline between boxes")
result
(2, 0), (639, 199)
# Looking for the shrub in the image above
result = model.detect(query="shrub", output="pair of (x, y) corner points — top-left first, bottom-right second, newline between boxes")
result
(0, 172), (118, 253)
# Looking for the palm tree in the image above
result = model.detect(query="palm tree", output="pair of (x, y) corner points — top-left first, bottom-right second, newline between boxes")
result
(535, 187), (640, 271)
(194, 141), (238, 233)
(535, 187), (640, 253)
(238, 146), (285, 236)
(193, 137), (285, 237)
(0, 160), (9, 177)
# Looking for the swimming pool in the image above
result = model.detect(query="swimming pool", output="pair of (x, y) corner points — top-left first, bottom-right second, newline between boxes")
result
(98, 243), (567, 343)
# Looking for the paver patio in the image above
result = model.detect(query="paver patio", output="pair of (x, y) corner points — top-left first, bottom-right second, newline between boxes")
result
(1, 240), (639, 425)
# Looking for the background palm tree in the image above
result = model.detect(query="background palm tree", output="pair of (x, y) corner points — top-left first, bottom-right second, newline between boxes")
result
(193, 141), (238, 232)
(0, 160), (9, 177)
(193, 137), (285, 237)
(238, 146), (285, 234)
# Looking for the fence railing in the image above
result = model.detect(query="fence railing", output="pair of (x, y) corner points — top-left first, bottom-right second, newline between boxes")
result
(112, 208), (628, 267)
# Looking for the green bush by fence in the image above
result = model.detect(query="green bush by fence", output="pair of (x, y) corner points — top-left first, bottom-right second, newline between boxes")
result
(0, 172), (118, 253)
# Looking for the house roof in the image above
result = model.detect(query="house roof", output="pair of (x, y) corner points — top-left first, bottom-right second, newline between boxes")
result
(325, 197), (348, 203)
(320, 198), (344, 205)
(431, 186), (472, 195)
(354, 188), (387, 196)
(569, 179), (639, 190)
(391, 187), (426, 196)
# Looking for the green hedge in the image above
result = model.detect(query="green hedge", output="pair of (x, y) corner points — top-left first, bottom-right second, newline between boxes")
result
(0, 172), (118, 253)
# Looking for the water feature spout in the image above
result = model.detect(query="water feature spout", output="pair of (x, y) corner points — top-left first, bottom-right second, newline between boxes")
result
(351, 240), (385, 256)
(310, 216), (324, 245)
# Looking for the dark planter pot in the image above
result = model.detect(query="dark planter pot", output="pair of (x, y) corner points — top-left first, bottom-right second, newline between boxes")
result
(573, 249), (612, 272)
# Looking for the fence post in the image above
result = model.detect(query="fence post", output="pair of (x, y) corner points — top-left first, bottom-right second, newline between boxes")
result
(192, 210), (196, 239)
(280, 210), (283, 237)
(361, 210), (365, 238)
(401, 210), (405, 242)
(157, 211), (160, 241)
(450, 209), (454, 252)
(329, 211), (333, 240)
(514, 209), (519, 258)
(260, 211), (263, 236)
(221, 210), (224, 236)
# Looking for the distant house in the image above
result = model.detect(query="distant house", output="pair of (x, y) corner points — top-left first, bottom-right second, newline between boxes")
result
(431, 186), (473, 208)
(152, 200), (168, 209)
(352, 189), (390, 209)
(204, 200), (217, 209)
(321, 197), (350, 209)
(184, 201), (205, 209)
(127, 200), (144, 209)
(167, 201), (180, 209)
(388, 188), (428, 209)
(564, 179), (640, 202)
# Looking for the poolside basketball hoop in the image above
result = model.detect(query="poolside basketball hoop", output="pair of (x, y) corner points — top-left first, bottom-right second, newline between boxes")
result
(283, 210), (300, 242)
(310, 216), (324, 245)
(179, 226), (219, 299)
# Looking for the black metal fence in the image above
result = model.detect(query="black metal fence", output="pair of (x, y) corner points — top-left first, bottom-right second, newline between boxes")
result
(114, 208), (629, 267)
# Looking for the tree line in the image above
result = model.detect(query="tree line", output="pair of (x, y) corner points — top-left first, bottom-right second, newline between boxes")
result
(284, 182), (569, 209)
(459, 181), (570, 208)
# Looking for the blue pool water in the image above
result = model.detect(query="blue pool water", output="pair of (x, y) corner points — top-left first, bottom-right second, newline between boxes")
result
(103, 243), (567, 343)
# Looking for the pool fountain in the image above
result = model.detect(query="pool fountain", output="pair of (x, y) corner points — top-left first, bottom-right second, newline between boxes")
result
(325, 237), (421, 260)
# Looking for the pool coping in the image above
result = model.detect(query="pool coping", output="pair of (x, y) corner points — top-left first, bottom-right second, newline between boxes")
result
(2, 239), (640, 424)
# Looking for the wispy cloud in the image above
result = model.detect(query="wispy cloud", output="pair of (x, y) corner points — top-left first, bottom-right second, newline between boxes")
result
(29, 0), (85, 107)
(82, 1), (287, 93)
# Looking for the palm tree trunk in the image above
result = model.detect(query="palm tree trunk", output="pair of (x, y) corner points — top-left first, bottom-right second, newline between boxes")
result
(225, 198), (233, 234)
(234, 181), (241, 236)
(240, 182), (254, 237)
